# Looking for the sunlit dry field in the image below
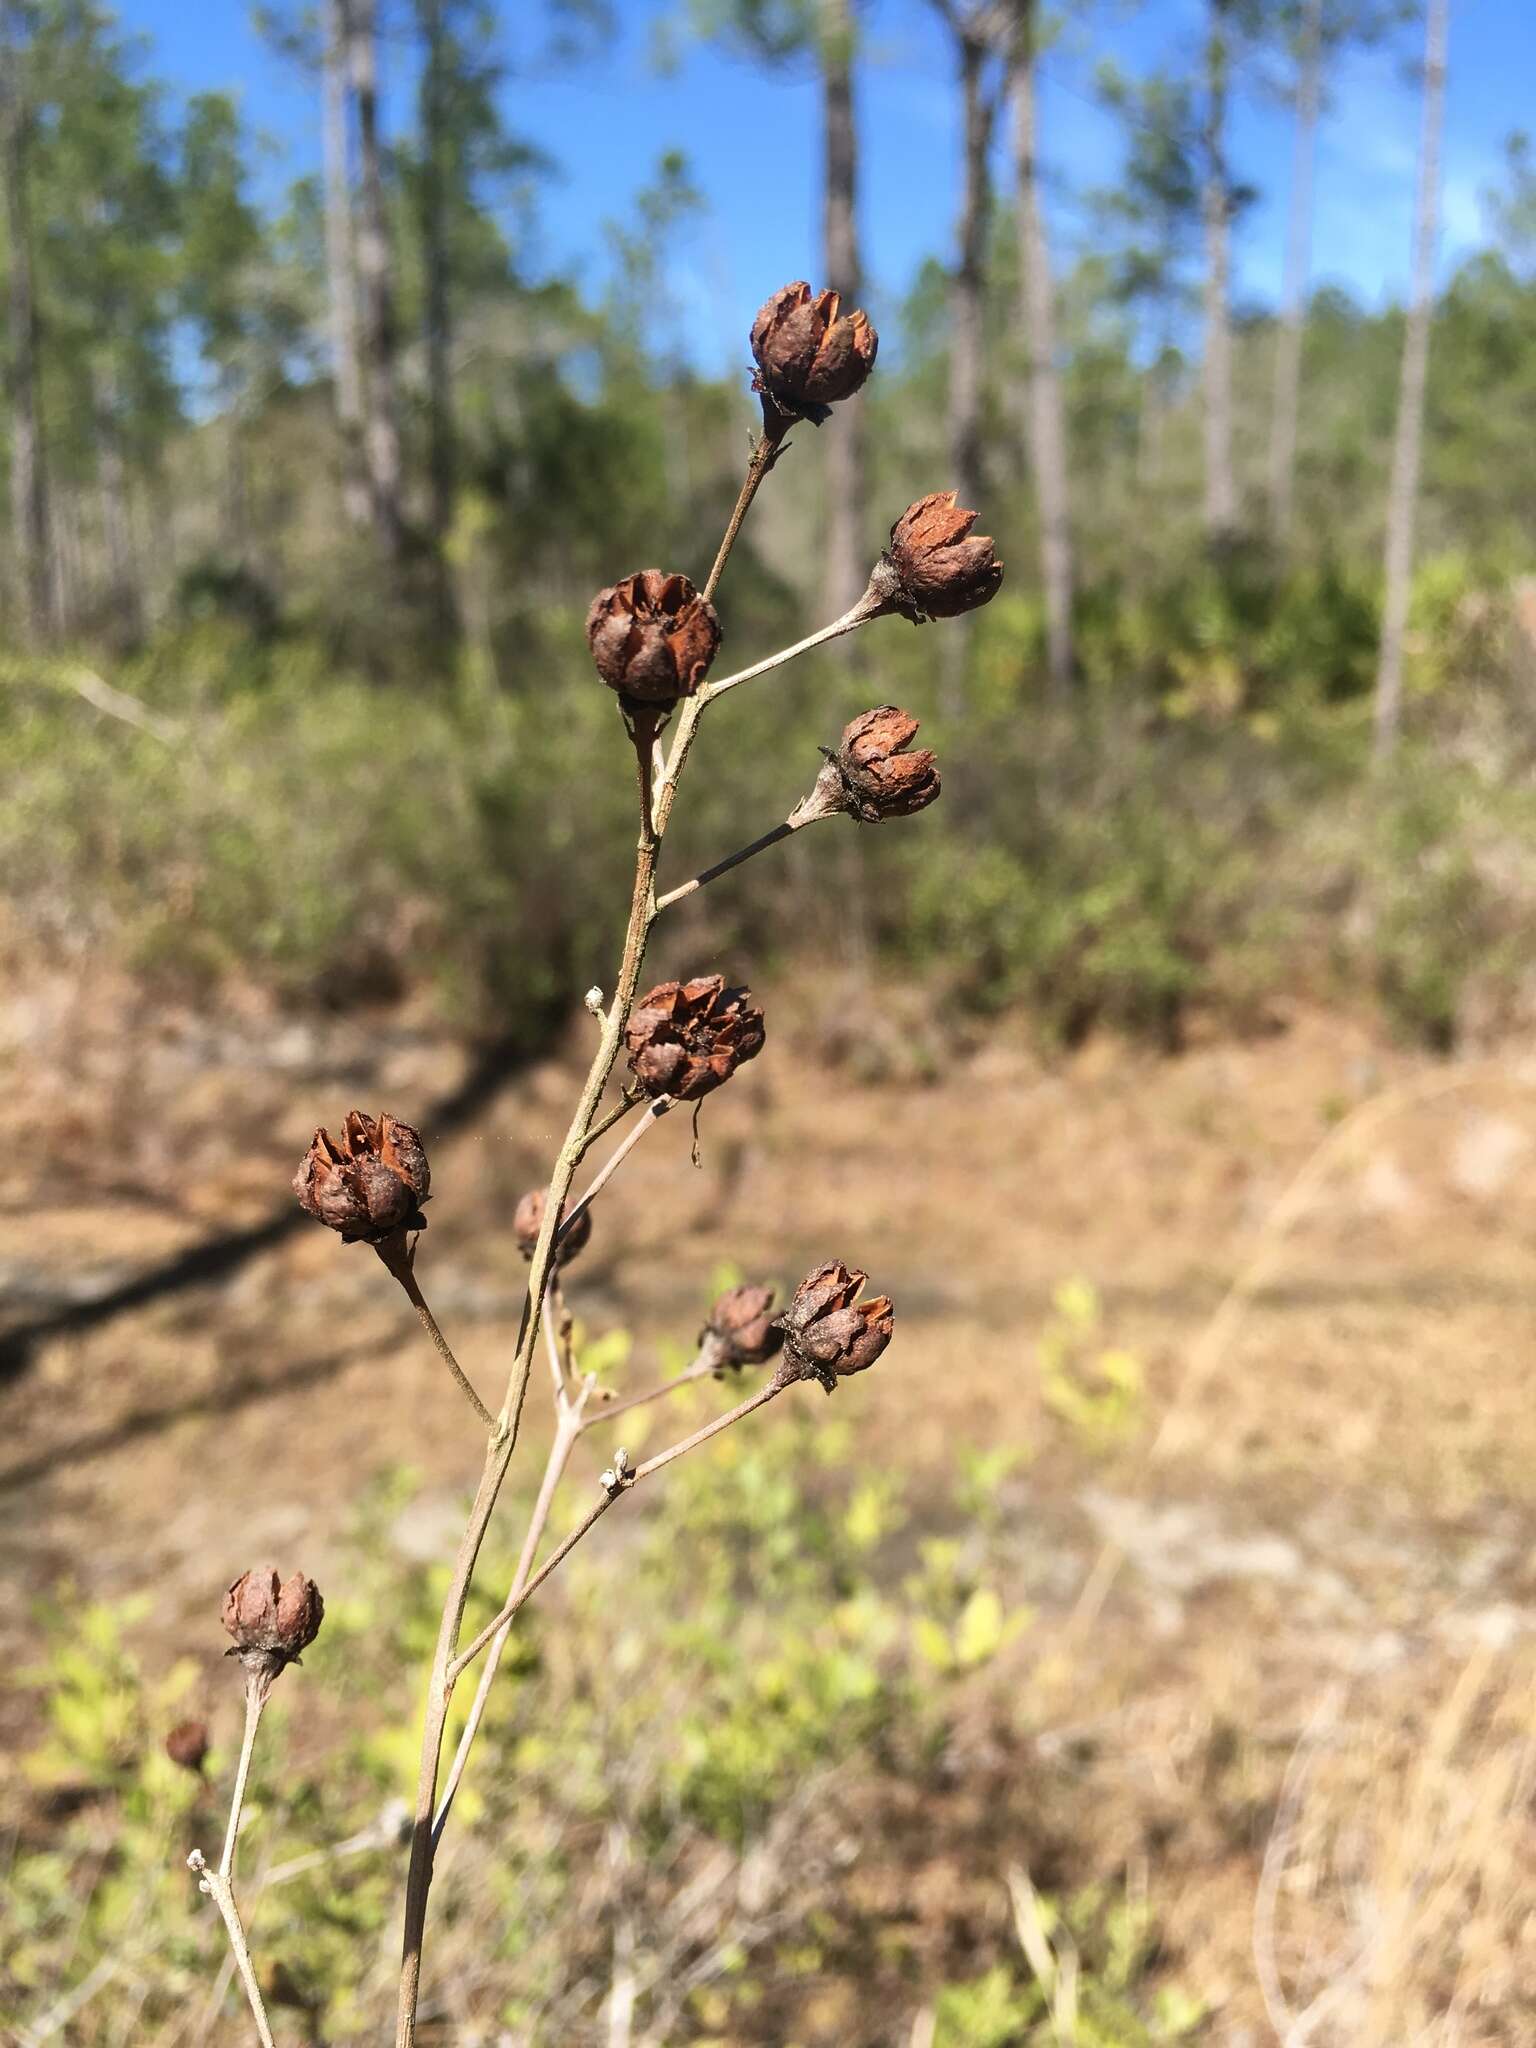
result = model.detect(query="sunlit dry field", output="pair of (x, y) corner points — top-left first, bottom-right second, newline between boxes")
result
(4, 957), (1534, 2042)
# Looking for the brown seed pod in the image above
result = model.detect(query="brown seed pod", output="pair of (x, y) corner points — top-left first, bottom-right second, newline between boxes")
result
(624, 975), (765, 1103)
(513, 1186), (592, 1267)
(222, 1568), (325, 1686)
(703, 1282), (783, 1370)
(586, 570), (722, 709)
(750, 280), (878, 422)
(293, 1112), (430, 1244)
(774, 1260), (894, 1394)
(165, 1718), (210, 1773)
(883, 491), (1003, 621)
(793, 704), (940, 825)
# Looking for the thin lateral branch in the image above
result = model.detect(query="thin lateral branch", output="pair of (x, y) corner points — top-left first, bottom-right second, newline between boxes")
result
(188, 1675), (276, 2048)
(699, 594), (886, 705)
(0, 653), (186, 745)
(581, 1348), (718, 1428)
(375, 1236), (494, 1429)
(432, 1389), (588, 1845)
(656, 819), (802, 912)
(542, 1283), (569, 1403)
(558, 1096), (672, 1247)
(702, 411), (787, 603)
(447, 1378), (786, 1685)
(630, 1376), (782, 1480)
(575, 1089), (641, 1162)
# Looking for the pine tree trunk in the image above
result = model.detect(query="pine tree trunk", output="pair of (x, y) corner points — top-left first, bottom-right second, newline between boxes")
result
(93, 358), (140, 636)
(347, 0), (406, 562)
(223, 375), (251, 568)
(820, 0), (866, 619)
(418, 0), (453, 551)
(949, 26), (993, 516)
(1373, 0), (1448, 760)
(1011, 0), (1074, 696)
(1268, 0), (1321, 549)
(1201, 0), (1236, 544)
(323, 0), (370, 531)
(0, 31), (52, 643)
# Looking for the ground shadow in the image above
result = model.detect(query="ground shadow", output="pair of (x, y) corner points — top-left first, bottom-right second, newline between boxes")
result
(0, 1334), (389, 1495)
(0, 1022), (540, 1387)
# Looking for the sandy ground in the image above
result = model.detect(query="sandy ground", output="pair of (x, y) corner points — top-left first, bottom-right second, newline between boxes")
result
(4, 965), (1535, 2040)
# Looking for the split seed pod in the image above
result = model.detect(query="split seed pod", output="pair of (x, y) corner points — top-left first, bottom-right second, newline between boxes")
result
(703, 1283), (783, 1370)
(293, 1112), (430, 1244)
(882, 491), (1003, 621)
(625, 976), (765, 1103)
(586, 570), (722, 709)
(750, 280), (878, 422)
(774, 1260), (894, 1394)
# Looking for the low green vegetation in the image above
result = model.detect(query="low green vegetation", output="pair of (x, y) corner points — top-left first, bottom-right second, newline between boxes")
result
(5, 546), (1533, 1058)
(5, 1302), (1199, 2044)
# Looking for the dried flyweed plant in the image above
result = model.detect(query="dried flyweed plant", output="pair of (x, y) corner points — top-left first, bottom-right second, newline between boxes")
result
(184, 276), (1002, 2046)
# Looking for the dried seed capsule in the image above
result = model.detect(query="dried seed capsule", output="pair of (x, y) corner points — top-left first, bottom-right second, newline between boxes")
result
(165, 1719), (210, 1773)
(586, 570), (722, 709)
(750, 280), (878, 422)
(513, 1186), (592, 1267)
(774, 1260), (894, 1394)
(703, 1283), (783, 1370)
(222, 1567), (324, 1686)
(293, 1112), (430, 1244)
(883, 491), (1003, 621)
(624, 975), (765, 1103)
(793, 705), (941, 826)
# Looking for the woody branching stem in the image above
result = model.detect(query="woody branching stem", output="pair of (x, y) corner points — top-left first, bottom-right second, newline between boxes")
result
(207, 274), (964, 2048)
(435, 1337), (728, 1838)
(431, 1378), (589, 1845)
(447, 1377), (786, 1686)
(189, 1677), (275, 2048)
(394, 787), (660, 2045)
(375, 1234), (494, 1428)
(395, 424), (815, 2046)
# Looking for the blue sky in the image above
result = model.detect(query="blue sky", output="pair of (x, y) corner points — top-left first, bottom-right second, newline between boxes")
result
(124, 0), (1530, 370)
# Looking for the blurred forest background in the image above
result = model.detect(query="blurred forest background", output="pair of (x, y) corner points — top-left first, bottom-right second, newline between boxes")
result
(6, 1), (1536, 2044)
(1, 0), (1534, 1050)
